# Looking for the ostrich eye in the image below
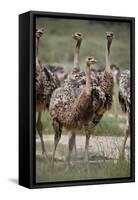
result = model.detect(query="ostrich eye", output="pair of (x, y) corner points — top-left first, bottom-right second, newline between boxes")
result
(88, 57), (92, 61)
(109, 32), (113, 37)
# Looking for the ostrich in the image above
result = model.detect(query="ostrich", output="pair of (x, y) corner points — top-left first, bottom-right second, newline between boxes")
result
(83, 32), (114, 160)
(35, 28), (68, 157)
(67, 31), (83, 152)
(49, 32), (83, 161)
(49, 56), (97, 163)
(35, 29), (60, 157)
(62, 32), (114, 161)
(110, 64), (130, 159)
(35, 28), (43, 96)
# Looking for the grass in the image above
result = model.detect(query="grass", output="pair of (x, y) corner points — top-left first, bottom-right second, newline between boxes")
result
(36, 159), (130, 183)
(36, 142), (130, 183)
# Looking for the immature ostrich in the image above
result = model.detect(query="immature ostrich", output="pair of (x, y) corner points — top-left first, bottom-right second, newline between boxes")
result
(35, 28), (47, 157)
(83, 32), (114, 160)
(35, 28), (68, 157)
(49, 56), (97, 163)
(49, 32), (83, 161)
(110, 64), (130, 159)
(35, 29), (60, 157)
(68, 31), (83, 152)
(35, 28), (43, 96)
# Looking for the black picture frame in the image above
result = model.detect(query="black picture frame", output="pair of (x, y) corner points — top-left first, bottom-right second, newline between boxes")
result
(19, 10), (135, 189)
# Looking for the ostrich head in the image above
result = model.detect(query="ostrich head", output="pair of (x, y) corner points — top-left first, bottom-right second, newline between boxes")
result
(86, 56), (97, 66)
(110, 64), (120, 84)
(106, 32), (113, 55)
(36, 28), (44, 38)
(72, 32), (83, 43)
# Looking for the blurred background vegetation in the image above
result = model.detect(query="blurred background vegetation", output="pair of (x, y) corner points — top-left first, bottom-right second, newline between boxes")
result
(36, 17), (130, 71)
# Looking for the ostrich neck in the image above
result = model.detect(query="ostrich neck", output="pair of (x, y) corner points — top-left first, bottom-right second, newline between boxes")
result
(114, 70), (121, 85)
(85, 64), (91, 94)
(36, 37), (40, 65)
(105, 41), (110, 72)
(36, 37), (39, 58)
(101, 41), (113, 94)
(73, 40), (81, 73)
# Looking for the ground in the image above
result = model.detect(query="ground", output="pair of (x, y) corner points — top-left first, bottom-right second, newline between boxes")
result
(36, 134), (130, 183)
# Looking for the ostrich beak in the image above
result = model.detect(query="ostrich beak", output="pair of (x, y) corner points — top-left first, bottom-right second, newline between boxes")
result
(91, 58), (97, 64)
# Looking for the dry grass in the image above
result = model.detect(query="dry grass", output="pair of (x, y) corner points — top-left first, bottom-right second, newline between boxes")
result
(36, 141), (130, 183)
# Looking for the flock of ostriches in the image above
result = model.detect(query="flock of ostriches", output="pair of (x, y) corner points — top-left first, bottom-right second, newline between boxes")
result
(35, 28), (130, 164)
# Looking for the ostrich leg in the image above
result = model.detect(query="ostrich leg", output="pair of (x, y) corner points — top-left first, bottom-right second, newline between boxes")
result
(84, 123), (93, 162)
(120, 116), (130, 160)
(66, 130), (76, 164)
(52, 119), (62, 162)
(74, 135), (77, 154)
(36, 112), (46, 157)
(84, 131), (91, 162)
